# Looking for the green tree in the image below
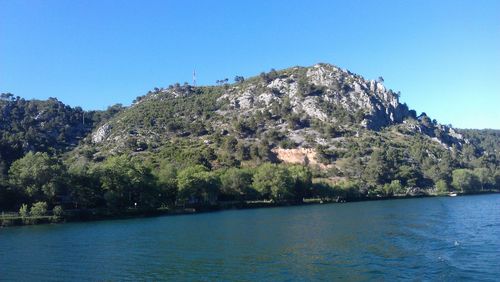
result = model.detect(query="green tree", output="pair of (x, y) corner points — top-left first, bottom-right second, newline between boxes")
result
(220, 168), (254, 200)
(19, 203), (29, 218)
(435, 179), (449, 194)
(236, 142), (250, 161)
(396, 165), (420, 188)
(252, 163), (294, 201)
(98, 155), (158, 209)
(377, 180), (403, 197)
(390, 180), (404, 195)
(30, 201), (48, 217)
(495, 170), (500, 190)
(364, 150), (388, 186)
(67, 160), (103, 209)
(339, 180), (363, 200)
(473, 167), (493, 191)
(234, 76), (245, 83)
(287, 165), (312, 201)
(52, 205), (64, 217)
(451, 169), (480, 193)
(312, 181), (339, 199)
(461, 144), (476, 163)
(257, 140), (273, 162)
(436, 152), (454, 182)
(156, 162), (178, 206)
(8, 152), (65, 203)
(177, 165), (219, 204)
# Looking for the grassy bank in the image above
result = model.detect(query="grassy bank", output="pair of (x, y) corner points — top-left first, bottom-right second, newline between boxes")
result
(2, 190), (499, 228)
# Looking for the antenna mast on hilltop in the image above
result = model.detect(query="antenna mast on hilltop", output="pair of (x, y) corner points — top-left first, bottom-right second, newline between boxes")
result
(193, 69), (197, 86)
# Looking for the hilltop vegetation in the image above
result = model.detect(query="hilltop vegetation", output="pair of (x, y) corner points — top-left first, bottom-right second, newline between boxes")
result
(0, 94), (123, 167)
(1, 63), (499, 223)
(459, 129), (500, 160)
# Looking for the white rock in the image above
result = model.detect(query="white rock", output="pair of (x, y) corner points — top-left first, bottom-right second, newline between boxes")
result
(92, 123), (111, 144)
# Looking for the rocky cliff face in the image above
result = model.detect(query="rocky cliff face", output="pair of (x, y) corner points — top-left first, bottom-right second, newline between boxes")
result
(92, 123), (111, 144)
(305, 64), (410, 129)
(218, 63), (411, 130)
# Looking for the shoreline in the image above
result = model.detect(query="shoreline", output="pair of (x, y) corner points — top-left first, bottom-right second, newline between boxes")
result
(2, 190), (499, 228)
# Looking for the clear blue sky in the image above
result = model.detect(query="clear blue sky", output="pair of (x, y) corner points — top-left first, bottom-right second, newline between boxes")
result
(1, 0), (499, 129)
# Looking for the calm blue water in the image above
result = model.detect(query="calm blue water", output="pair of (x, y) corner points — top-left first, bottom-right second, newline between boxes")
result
(1, 194), (499, 281)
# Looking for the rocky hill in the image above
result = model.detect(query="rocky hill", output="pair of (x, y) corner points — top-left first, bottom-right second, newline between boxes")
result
(79, 63), (468, 170)
(0, 94), (123, 172)
(2, 63), (499, 213)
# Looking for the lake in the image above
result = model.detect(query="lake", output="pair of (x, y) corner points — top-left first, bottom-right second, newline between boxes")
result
(1, 194), (499, 281)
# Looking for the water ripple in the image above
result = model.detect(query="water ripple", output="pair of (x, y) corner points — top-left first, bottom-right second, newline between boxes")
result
(1, 194), (499, 281)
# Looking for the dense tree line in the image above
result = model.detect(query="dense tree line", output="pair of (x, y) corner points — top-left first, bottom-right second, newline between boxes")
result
(459, 129), (500, 159)
(2, 146), (499, 218)
(338, 133), (500, 196)
(0, 152), (320, 215)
